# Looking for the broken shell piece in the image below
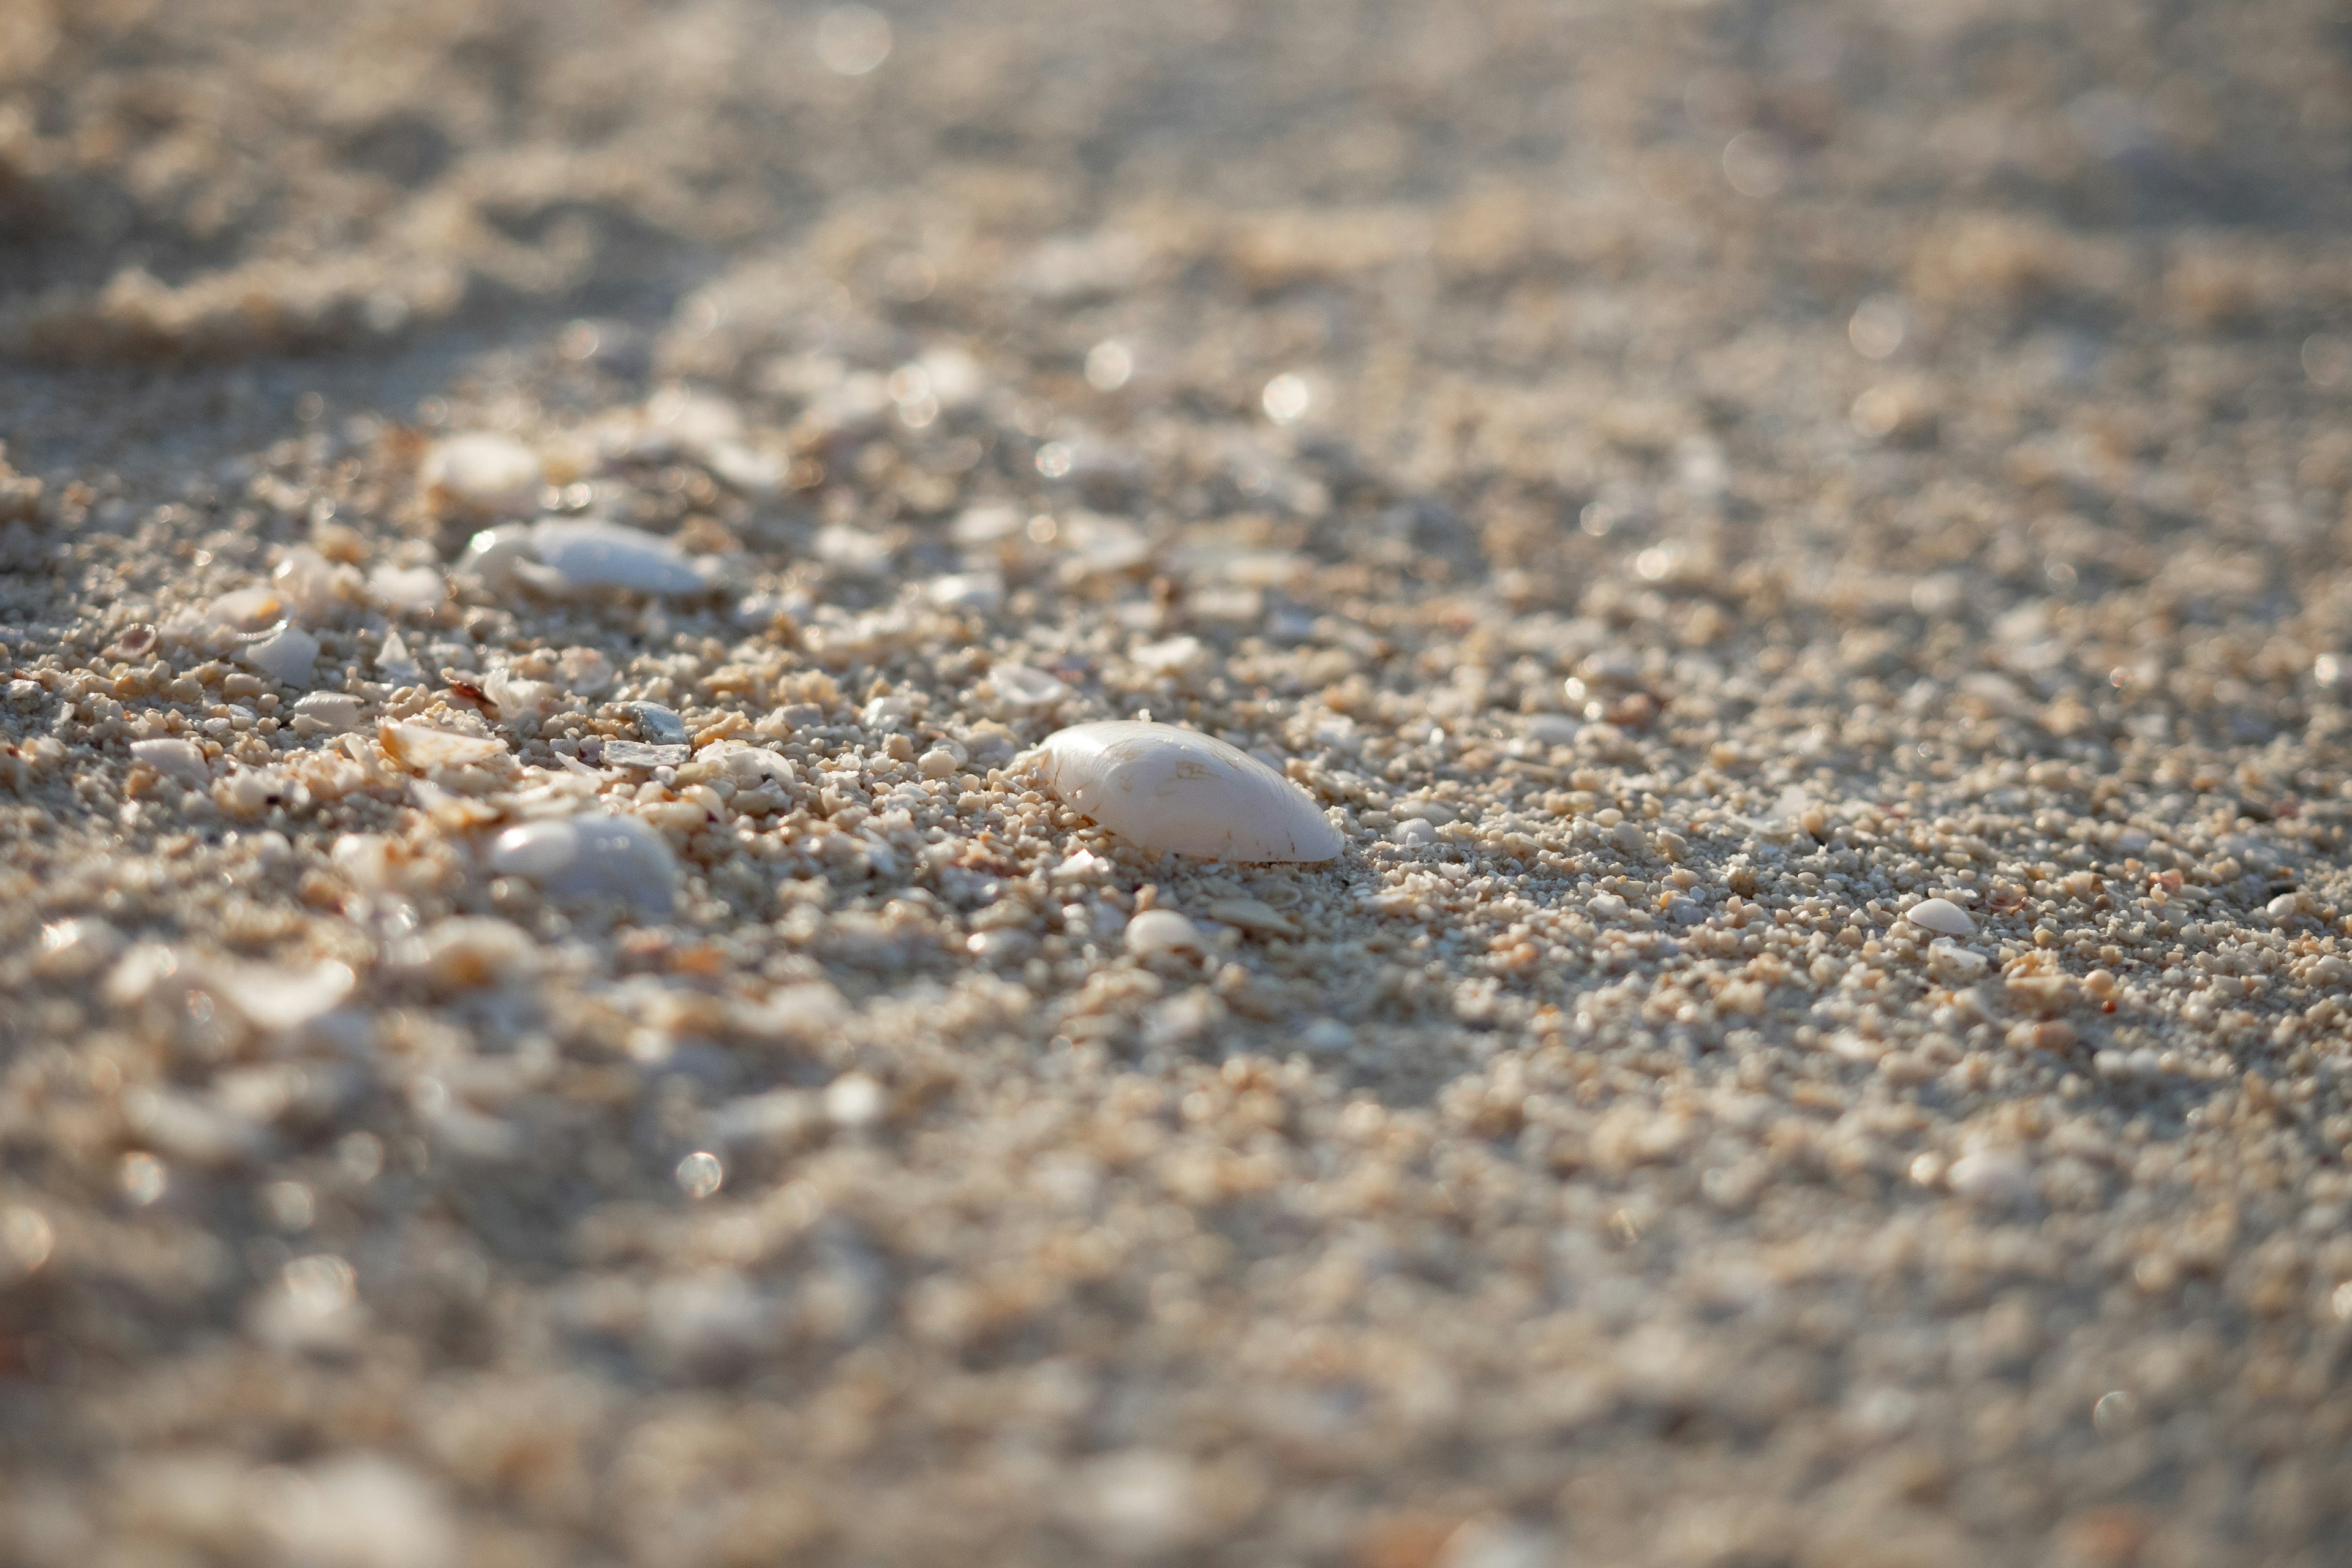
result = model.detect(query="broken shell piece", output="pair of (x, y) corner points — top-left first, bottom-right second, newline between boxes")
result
(131, 737), (213, 787)
(369, 563), (446, 611)
(378, 720), (508, 772)
(293, 693), (363, 731)
(375, 629), (423, 685)
(1033, 720), (1342, 862)
(603, 739), (689, 770)
(239, 624), (320, 687)
(481, 668), (554, 716)
(271, 548), (339, 623)
(488, 813), (678, 917)
(421, 432), (543, 516)
(219, 959), (356, 1030)
(461, 518), (706, 597)
(1204, 895), (1300, 937)
(556, 647), (614, 695)
(1904, 897), (1975, 938)
(989, 663), (1069, 707)
(1124, 909), (1204, 956)
(627, 703), (690, 744)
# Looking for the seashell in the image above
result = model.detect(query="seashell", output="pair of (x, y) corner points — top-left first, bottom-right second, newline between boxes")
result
(131, 737), (213, 787)
(421, 432), (543, 516)
(603, 739), (688, 770)
(375, 629), (423, 685)
(461, 518), (706, 597)
(989, 662), (1069, 707)
(1124, 908), (1205, 956)
(378, 720), (508, 772)
(1033, 720), (1341, 862)
(37, 918), (126, 979)
(404, 917), (537, 992)
(627, 702), (690, 744)
(369, 562), (446, 611)
(217, 959), (356, 1030)
(488, 813), (678, 916)
(239, 624), (319, 687)
(482, 668), (554, 716)
(1204, 895), (1299, 937)
(928, 571), (1004, 612)
(271, 547), (339, 623)
(293, 692), (363, 731)
(1131, 635), (1206, 676)
(556, 646), (614, 695)
(1903, 897), (1975, 938)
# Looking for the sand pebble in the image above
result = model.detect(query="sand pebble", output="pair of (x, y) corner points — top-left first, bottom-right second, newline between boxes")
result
(1904, 897), (1975, 938)
(1034, 720), (1342, 862)
(488, 813), (679, 916)
(37, 918), (126, 979)
(422, 432), (543, 516)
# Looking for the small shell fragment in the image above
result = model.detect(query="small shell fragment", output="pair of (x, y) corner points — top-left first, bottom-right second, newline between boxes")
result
(462, 518), (706, 597)
(488, 813), (679, 916)
(239, 624), (319, 687)
(293, 692), (363, 731)
(1903, 897), (1975, 938)
(1125, 909), (1205, 956)
(421, 432), (543, 516)
(1033, 720), (1341, 862)
(378, 720), (508, 772)
(131, 737), (213, 787)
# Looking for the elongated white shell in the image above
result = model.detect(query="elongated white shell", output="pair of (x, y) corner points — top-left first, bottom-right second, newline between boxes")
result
(462, 518), (707, 597)
(1034, 720), (1341, 862)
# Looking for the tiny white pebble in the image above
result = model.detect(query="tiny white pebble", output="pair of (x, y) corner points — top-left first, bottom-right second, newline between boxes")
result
(130, 737), (212, 787)
(1904, 897), (1975, 938)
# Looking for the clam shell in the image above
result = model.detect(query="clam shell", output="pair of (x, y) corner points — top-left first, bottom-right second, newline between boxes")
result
(1033, 720), (1341, 862)
(488, 813), (678, 916)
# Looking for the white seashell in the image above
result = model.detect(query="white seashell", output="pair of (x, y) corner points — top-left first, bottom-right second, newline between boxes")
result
(131, 737), (213, 786)
(219, 959), (356, 1030)
(1904, 897), (1975, 938)
(375, 628), (423, 685)
(239, 624), (319, 687)
(488, 813), (678, 917)
(989, 662), (1069, 707)
(404, 917), (537, 992)
(421, 432), (543, 516)
(292, 692), (363, 731)
(927, 571), (1004, 612)
(37, 918), (126, 979)
(378, 720), (508, 772)
(1124, 909), (1205, 957)
(462, 518), (706, 597)
(1947, 1148), (2034, 1207)
(369, 562), (446, 611)
(206, 585), (285, 634)
(1131, 635), (1206, 676)
(483, 668), (554, 716)
(271, 547), (339, 623)
(555, 646), (614, 695)
(1033, 720), (1341, 862)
